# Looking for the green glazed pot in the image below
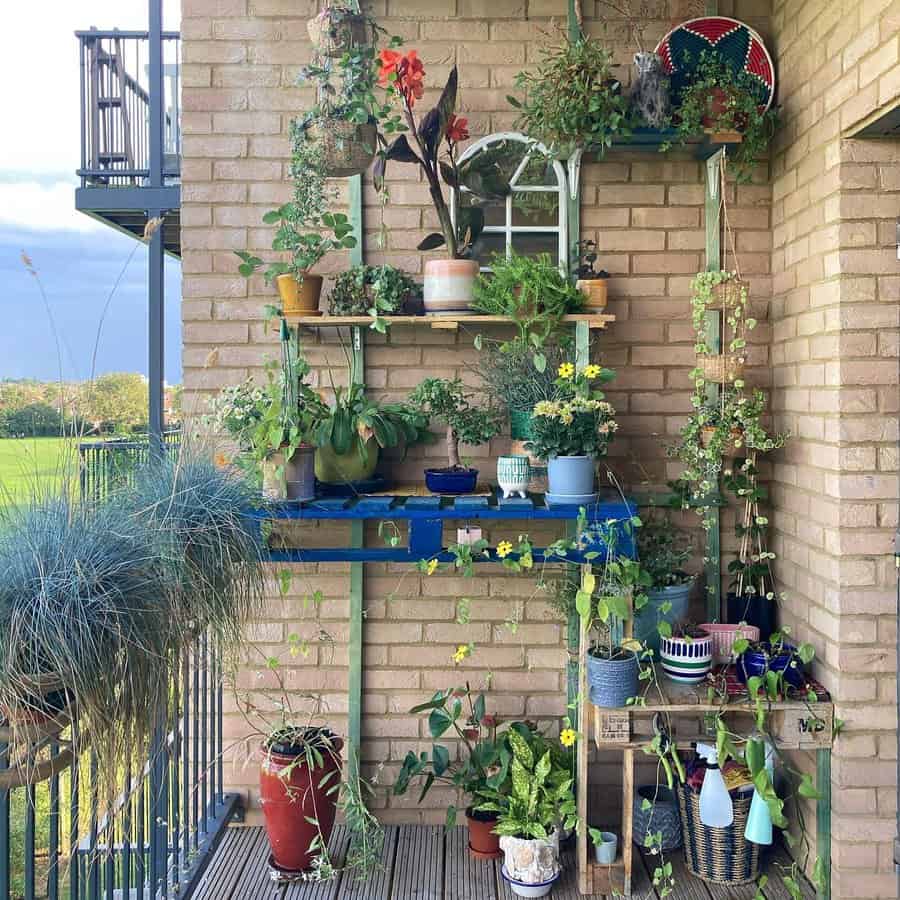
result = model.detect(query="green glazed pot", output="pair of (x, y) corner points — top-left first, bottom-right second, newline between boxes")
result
(509, 409), (534, 441)
(315, 436), (379, 484)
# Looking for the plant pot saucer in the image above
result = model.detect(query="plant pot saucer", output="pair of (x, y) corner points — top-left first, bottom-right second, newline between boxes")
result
(545, 490), (598, 506)
(266, 854), (309, 884)
(468, 841), (503, 860)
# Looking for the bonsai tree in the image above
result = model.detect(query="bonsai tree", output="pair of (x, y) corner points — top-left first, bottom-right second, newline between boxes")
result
(409, 378), (501, 471)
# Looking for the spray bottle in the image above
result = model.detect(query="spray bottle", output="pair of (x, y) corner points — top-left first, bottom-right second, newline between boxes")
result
(696, 742), (734, 828)
(744, 735), (775, 845)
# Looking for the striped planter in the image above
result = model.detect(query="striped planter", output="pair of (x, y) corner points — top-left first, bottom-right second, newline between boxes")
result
(699, 623), (760, 665)
(659, 634), (713, 684)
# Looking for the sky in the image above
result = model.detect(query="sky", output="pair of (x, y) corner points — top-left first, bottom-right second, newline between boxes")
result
(0, 0), (183, 384)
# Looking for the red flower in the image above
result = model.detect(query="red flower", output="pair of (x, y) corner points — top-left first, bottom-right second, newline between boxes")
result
(379, 49), (426, 108)
(446, 115), (469, 144)
(480, 714), (497, 729)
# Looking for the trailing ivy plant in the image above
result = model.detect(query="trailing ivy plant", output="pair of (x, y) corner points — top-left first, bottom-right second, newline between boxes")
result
(507, 32), (632, 158)
(690, 270), (754, 363)
(664, 49), (778, 183)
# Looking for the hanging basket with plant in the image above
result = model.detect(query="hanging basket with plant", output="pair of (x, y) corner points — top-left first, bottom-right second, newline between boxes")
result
(691, 269), (753, 385)
(304, 118), (379, 179)
(306, 6), (375, 58)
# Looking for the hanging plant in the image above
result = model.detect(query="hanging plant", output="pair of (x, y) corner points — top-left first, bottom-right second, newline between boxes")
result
(306, 6), (377, 58)
(691, 270), (753, 386)
(664, 49), (777, 182)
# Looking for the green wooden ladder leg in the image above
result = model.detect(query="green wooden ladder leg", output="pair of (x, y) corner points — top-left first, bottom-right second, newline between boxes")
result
(817, 748), (832, 900)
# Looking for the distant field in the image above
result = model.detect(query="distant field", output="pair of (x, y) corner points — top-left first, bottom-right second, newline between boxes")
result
(0, 436), (80, 500)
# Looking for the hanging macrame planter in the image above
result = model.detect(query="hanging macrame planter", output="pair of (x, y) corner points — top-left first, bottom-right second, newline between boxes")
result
(304, 118), (377, 178)
(307, 7), (372, 58)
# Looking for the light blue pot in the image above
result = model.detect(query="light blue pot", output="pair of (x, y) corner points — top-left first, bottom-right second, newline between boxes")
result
(545, 455), (597, 506)
(634, 580), (695, 657)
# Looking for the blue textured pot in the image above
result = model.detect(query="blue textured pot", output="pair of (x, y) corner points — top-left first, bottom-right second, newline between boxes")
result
(586, 650), (639, 708)
(737, 643), (805, 688)
(546, 455), (597, 506)
(633, 785), (682, 850)
(425, 467), (478, 495)
(634, 580), (694, 657)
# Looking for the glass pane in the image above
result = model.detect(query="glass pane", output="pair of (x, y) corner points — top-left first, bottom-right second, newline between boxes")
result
(511, 191), (559, 227)
(472, 231), (506, 267)
(510, 232), (559, 260)
(515, 152), (559, 187)
(457, 138), (524, 198)
(459, 190), (505, 227)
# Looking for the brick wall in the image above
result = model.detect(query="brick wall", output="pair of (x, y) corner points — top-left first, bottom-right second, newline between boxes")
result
(769, 0), (900, 896)
(181, 0), (899, 890)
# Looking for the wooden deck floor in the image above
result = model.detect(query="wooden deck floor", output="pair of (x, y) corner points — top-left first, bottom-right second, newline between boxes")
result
(193, 825), (816, 900)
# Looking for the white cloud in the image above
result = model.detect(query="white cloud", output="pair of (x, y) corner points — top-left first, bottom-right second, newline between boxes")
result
(0, 180), (103, 233)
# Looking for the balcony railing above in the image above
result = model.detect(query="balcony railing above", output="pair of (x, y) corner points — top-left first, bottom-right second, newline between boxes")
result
(77, 29), (181, 188)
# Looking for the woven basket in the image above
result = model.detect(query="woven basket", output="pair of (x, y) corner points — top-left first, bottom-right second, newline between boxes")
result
(700, 427), (744, 457)
(305, 120), (377, 178)
(699, 623), (761, 665)
(678, 784), (760, 885)
(698, 353), (744, 383)
(707, 278), (749, 308)
(307, 11), (371, 57)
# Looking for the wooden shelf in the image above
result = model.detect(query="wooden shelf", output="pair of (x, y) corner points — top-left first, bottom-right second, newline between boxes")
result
(605, 126), (742, 160)
(286, 313), (615, 331)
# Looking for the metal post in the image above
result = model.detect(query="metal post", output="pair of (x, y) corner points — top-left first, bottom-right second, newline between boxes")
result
(148, 210), (165, 456)
(817, 748), (832, 900)
(148, 0), (164, 190)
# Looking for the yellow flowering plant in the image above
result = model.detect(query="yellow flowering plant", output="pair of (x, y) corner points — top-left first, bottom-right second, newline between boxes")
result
(526, 362), (618, 460)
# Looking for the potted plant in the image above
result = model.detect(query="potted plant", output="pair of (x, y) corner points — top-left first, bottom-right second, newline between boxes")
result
(589, 830), (618, 865)
(236, 210), (356, 317)
(580, 551), (651, 708)
(507, 32), (631, 159)
(408, 377), (502, 494)
(471, 252), (583, 367)
(573, 240), (610, 310)
(313, 380), (430, 485)
(376, 56), (491, 313)
(471, 338), (571, 442)
(733, 629), (814, 692)
(327, 263), (422, 328)
(634, 515), (695, 657)
(659, 623), (714, 684)
(525, 362), (617, 505)
(393, 684), (509, 859)
(475, 725), (577, 897)
(666, 49), (778, 182)
(691, 270), (753, 386)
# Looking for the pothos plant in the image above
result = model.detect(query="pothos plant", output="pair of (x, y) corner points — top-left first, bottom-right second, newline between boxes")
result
(690, 270), (754, 365)
(665, 49), (778, 183)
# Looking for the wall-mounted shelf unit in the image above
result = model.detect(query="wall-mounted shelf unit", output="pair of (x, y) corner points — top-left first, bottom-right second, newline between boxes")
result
(286, 313), (615, 331)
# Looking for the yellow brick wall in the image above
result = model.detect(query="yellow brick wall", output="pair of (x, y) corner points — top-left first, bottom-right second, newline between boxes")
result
(182, 0), (900, 891)
(770, 0), (900, 896)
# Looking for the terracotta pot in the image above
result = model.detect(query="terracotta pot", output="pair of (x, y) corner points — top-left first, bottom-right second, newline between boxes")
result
(576, 278), (608, 310)
(466, 808), (502, 859)
(423, 258), (479, 315)
(259, 736), (343, 873)
(276, 273), (323, 317)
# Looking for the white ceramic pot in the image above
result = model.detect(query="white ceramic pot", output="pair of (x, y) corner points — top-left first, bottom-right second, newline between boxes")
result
(423, 258), (479, 315)
(499, 833), (560, 889)
(500, 866), (560, 898)
(497, 455), (530, 499)
(660, 633), (714, 684)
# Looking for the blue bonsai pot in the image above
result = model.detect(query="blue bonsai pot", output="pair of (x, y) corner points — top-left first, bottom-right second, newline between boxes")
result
(737, 642), (805, 688)
(425, 467), (478, 495)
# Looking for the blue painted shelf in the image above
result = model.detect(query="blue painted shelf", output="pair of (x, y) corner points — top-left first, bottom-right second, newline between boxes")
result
(253, 489), (637, 564)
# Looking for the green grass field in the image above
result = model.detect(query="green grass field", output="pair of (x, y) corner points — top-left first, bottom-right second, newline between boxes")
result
(0, 436), (79, 501)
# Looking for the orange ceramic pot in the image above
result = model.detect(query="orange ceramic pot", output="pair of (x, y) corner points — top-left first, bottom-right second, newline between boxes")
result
(576, 278), (608, 310)
(276, 273), (323, 317)
(423, 258), (479, 316)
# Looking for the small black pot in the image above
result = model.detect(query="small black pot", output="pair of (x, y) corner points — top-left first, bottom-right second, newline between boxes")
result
(425, 467), (478, 494)
(726, 592), (775, 641)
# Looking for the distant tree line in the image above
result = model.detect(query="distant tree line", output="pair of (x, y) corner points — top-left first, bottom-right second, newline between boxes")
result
(0, 374), (182, 438)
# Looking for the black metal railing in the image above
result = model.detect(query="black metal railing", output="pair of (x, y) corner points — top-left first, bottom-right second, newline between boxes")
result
(0, 639), (236, 900)
(78, 431), (181, 502)
(77, 29), (181, 187)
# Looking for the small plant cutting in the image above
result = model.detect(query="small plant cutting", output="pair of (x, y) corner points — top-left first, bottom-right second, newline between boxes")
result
(507, 31), (631, 159)
(326, 263), (422, 330)
(408, 377), (502, 494)
(375, 52), (503, 312)
(665, 49), (778, 182)
(474, 724), (577, 896)
(526, 361), (617, 505)
(393, 683), (510, 859)
(471, 252), (583, 370)
(573, 239), (610, 310)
